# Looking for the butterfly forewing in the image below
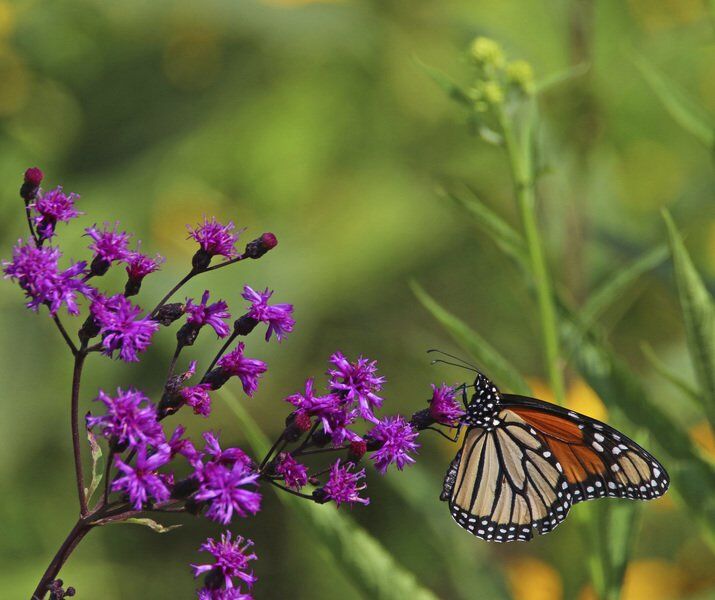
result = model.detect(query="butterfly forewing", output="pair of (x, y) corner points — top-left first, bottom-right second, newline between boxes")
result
(447, 409), (572, 542)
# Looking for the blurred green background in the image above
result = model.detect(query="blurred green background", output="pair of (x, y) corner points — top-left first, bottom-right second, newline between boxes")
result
(1, 0), (714, 598)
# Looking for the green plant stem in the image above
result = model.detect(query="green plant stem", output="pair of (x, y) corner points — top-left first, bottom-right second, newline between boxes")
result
(497, 103), (566, 405)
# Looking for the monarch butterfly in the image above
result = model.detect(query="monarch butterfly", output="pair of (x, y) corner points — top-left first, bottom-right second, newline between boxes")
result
(438, 361), (669, 542)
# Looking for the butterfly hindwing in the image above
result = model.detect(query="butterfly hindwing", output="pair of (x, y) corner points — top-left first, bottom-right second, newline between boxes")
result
(446, 409), (572, 542)
(502, 395), (670, 505)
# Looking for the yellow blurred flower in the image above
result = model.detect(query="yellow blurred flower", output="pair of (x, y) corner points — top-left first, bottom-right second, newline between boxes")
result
(566, 379), (608, 422)
(469, 37), (506, 70)
(690, 420), (715, 457)
(622, 559), (684, 599)
(506, 557), (562, 600)
(0, 2), (15, 39)
(525, 378), (608, 422)
(507, 59), (535, 96)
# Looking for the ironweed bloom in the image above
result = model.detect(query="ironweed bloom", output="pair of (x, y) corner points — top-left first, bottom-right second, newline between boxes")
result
(3, 169), (436, 599)
(191, 531), (257, 594)
(3, 240), (88, 315)
(429, 383), (465, 426)
(31, 186), (81, 241)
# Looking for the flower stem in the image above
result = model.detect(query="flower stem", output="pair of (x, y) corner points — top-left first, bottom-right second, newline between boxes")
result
(150, 269), (195, 318)
(203, 253), (247, 272)
(71, 346), (89, 516)
(497, 103), (566, 405)
(204, 331), (238, 377)
(51, 313), (78, 356)
(31, 519), (92, 600)
(263, 478), (315, 501)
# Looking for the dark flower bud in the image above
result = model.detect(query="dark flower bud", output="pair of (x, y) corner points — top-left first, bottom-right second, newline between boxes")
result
(294, 411), (312, 432)
(349, 440), (367, 460)
(78, 315), (101, 343)
(311, 429), (331, 448)
(312, 488), (330, 504)
(364, 435), (382, 452)
(109, 436), (129, 453)
(308, 475), (321, 486)
(21, 167), (43, 201)
(244, 232), (278, 259)
(204, 568), (225, 590)
(410, 408), (435, 431)
(171, 477), (200, 500)
(89, 255), (111, 277)
(234, 314), (258, 336)
(65, 588), (76, 598)
(202, 367), (231, 391)
(192, 248), (212, 272)
(176, 322), (200, 347)
(124, 277), (141, 297)
(185, 499), (203, 516)
(154, 303), (185, 326)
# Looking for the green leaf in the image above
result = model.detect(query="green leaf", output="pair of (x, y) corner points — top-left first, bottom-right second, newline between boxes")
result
(84, 428), (104, 504)
(632, 53), (715, 150)
(410, 280), (531, 395)
(663, 210), (715, 427)
(413, 57), (473, 108)
(579, 244), (669, 328)
(115, 518), (181, 534)
(220, 389), (439, 600)
(439, 186), (528, 266)
(534, 62), (590, 95)
(640, 342), (701, 406)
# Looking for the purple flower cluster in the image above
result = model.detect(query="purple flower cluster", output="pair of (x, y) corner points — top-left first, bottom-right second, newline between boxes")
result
(3, 240), (89, 315)
(3, 169), (463, 600)
(192, 531), (257, 599)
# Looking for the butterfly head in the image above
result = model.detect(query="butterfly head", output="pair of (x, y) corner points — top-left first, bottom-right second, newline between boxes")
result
(463, 371), (502, 427)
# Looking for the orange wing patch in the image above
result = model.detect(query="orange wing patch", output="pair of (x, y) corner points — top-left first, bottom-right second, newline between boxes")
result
(510, 407), (606, 485)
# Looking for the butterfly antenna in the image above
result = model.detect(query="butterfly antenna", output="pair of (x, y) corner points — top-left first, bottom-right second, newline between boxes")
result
(430, 358), (478, 373)
(427, 349), (478, 370)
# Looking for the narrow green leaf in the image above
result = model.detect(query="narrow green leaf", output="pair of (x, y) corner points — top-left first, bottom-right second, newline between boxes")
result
(534, 62), (590, 95)
(114, 518), (181, 534)
(663, 210), (715, 427)
(410, 281), (531, 395)
(84, 428), (104, 503)
(580, 245), (669, 328)
(640, 342), (701, 405)
(440, 186), (528, 265)
(632, 53), (715, 149)
(413, 57), (473, 108)
(220, 389), (439, 600)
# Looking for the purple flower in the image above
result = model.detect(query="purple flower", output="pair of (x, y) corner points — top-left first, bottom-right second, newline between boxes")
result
(191, 531), (257, 591)
(274, 453), (308, 490)
(201, 432), (251, 467)
(216, 343), (267, 396)
(188, 218), (239, 259)
(85, 223), (131, 263)
(86, 388), (164, 449)
(429, 383), (465, 426)
(322, 408), (362, 446)
(3, 239), (89, 315)
(194, 460), (262, 524)
(241, 285), (295, 342)
(328, 352), (385, 422)
(285, 378), (338, 417)
(111, 445), (171, 509)
(31, 186), (81, 240)
(196, 587), (245, 598)
(125, 250), (162, 281)
(181, 383), (213, 417)
(367, 416), (420, 474)
(91, 294), (159, 362)
(168, 425), (199, 460)
(185, 291), (231, 338)
(322, 460), (369, 507)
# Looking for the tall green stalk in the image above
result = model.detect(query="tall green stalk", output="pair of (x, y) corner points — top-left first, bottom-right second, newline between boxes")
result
(496, 102), (566, 406)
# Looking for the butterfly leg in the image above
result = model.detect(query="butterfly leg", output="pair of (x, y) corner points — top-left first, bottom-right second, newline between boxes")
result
(424, 424), (462, 442)
(454, 383), (469, 410)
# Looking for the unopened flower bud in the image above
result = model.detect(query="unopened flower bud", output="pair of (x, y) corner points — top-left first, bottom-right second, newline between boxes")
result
(410, 408), (435, 431)
(294, 411), (312, 432)
(244, 232), (278, 259)
(154, 303), (184, 326)
(78, 315), (101, 343)
(349, 440), (367, 460)
(469, 37), (505, 70)
(506, 59), (535, 95)
(312, 488), (330, 504)
(171, 477), (201, 500)
(20, 167), (43, 201)
(89, 255), (111, 277)
(311, 429), (331, 448)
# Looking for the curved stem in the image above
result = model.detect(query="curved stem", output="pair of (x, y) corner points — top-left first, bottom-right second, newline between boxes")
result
(263, 478), (315, 500)
(150, 269), (195, 318)
(204, 331), (238, 378)
(51, 314), (78, 356)
(71, 347), (88, 515)
(31, 520), (92, 600)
